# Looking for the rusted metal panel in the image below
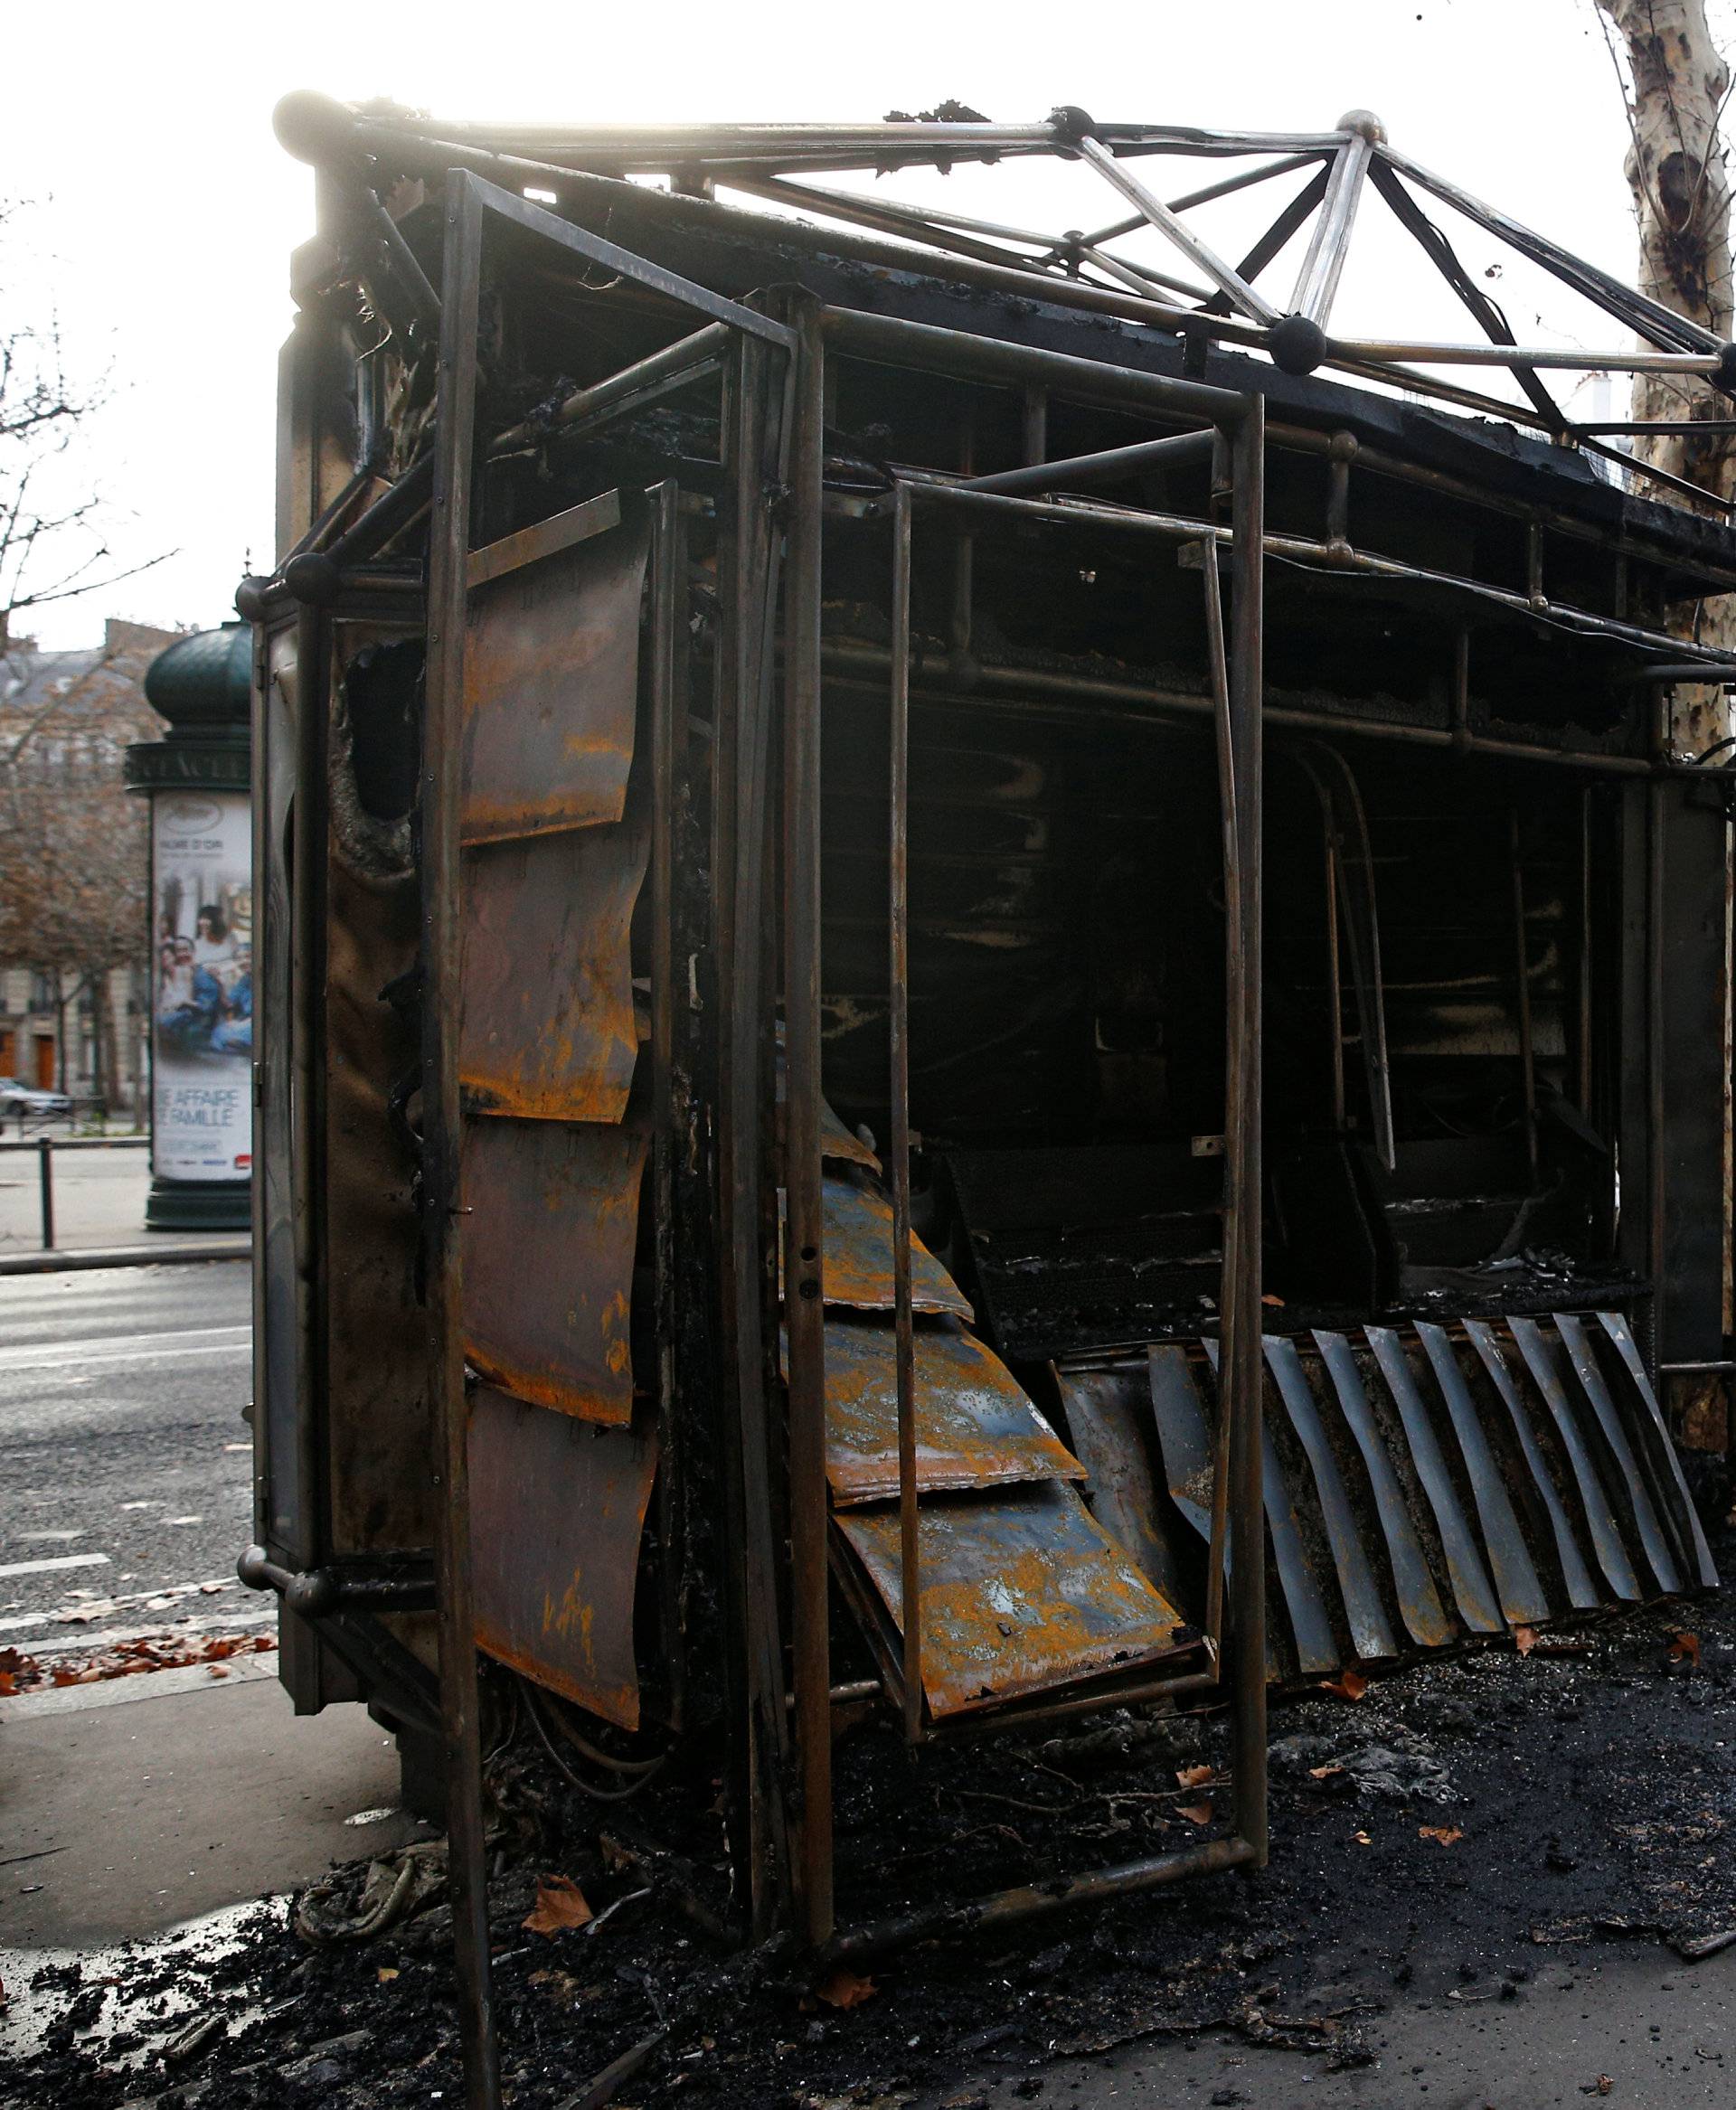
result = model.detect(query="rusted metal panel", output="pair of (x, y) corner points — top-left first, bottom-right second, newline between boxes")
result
(459, 822), (647, 1122)
(1503, 1315), (1642, 1601)
(1594, 1314), (1719, 1587)
(459, 508), (651, 845)
(815, 1313), (1080, 1505)
(1200, 1338), (1338, 1675)
(1055, 1365), (1186, 1602)
(833, 1480), (1187, 1719)
(459, 1116), (646, 1424)
(1364, 1326), (1505, 1634)
(1552, 1312), (1682, 1594)
(1264, 1336), (1397, 1662)
(786, 1173), (973, 1318)
(468, 1382), (657, 1729)
(1312, 1330), (1454, 1648)
(1413, 1321), (1550, 1625)
(1456, 1318), (1602, 1612)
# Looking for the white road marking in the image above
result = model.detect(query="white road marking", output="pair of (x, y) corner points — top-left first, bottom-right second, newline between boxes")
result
(0, 1613), (51, 1633)
(0, 1551), (111, 1580)
(0, 1324), (250, 1375)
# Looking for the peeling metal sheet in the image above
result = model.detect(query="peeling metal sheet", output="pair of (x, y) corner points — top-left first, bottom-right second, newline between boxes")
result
(1055, 1366), (1185, 1602)
(1364, 1326), (1504, 1634)
(1594, 1314), (1719, 1588)
(1312, 1330), (1454, 1649)
(834, 1480), (1188, 1719)
(1414, 1321), (1549, 1625)
(469, 1383), (656, 1729)
(460, 1116), (646, 1424)
(821, 1097), (880, 1170)
(459, 823), (647, 1122)
(1265, 1337), (1398, 1663)
(1457, 1320), (1602, 1613)
(813, 1313), (1080, 1504)
(460, 509), (650, 845)
(1201, 1338), (1338, 1675)
(1550, 1313), (1682, 1595)
(783, 1174), (973, 1318)
(1502, 1316), (1642, 1601)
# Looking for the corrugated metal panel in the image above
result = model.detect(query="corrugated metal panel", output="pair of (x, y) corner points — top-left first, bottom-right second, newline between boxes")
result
(459, 1116), (646, 1424)
(459, 510), (650, 845)
(816, 1312), (1080, 1504)
(833, 1480), (1189, 1719)
(1134, 1314), (1715, 1682)
(459, 822), (647, 1122)
(469, 1383), (657, 1729)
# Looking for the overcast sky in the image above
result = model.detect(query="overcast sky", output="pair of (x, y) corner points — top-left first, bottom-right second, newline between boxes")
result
(1, 0), (1723, 647)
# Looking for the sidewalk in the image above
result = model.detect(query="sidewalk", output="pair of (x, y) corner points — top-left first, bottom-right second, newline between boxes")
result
(0, 1661), (418, 1951)
(0, 1144), (243, 1263)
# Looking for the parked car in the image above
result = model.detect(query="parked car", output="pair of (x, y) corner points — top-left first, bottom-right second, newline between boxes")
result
(0, 1076), (72, 1120)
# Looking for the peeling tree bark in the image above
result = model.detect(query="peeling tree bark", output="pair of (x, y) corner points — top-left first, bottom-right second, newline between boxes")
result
(1599, 0), (1736, 745)
(1599, 0), (1735, 497)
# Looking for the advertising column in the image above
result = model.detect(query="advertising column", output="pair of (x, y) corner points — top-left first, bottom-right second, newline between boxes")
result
(151, 790), (252, 1187)
(127, 624), (253, 1231)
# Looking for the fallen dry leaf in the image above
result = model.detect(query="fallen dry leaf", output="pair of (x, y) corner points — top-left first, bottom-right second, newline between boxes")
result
(377, 1967), (400, 1983)
(1260, 1293), (1286, 1308)
(1419, 1825), (1464, 1847)
(1514, 1625), (1538, 1656)
(1353, 1830), (1373, 1846)
(1668, 1632), (1703, 1670)
(523, 1875), (594, 1936)
(208, 1665), (229, 1680)
(1319, 1670), (1368, 1702)
(1308, 1763), (1344, 1781)
(813, 1967), (878, 2010)
(1175, 1764), (1215, 1789)
(1177, 1802), (1215, 1825)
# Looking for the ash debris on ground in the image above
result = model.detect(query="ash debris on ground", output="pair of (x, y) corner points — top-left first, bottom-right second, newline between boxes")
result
(10, 1543), (1736, 2110)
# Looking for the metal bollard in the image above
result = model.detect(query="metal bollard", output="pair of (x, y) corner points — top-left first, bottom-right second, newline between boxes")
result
(39, 1135), (54, 1251)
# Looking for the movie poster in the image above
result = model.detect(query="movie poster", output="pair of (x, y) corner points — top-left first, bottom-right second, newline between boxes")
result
(151, 790), (252, 1183)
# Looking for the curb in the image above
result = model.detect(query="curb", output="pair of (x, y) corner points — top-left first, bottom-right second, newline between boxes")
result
(0, 1240), (251, 1277)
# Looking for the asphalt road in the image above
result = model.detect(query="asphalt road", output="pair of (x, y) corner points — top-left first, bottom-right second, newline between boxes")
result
(0, 1260), (263, 1657)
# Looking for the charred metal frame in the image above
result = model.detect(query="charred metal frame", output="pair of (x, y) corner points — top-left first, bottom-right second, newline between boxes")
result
(283, 93), (1736, 513)
(397, 168), (1278, 2103)
(250, 103), (1736, 2110)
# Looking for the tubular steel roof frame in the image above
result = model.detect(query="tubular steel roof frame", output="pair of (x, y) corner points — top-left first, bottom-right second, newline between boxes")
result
(274, 93), (1736, 517)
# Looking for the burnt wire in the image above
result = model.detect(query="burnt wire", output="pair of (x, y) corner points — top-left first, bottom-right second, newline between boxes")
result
(524, 1681), (669, 1800)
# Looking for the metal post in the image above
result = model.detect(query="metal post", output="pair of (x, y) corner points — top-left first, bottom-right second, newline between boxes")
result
(1199, 532), (1236, 1658)
(1289, 127), (1373, 326)
(38, 1136), (53, 1251)
(889, 482), (923, 1744)
(1649, 778), (1668, 1370)
(717, 329), (794, 1938)
(783, 295), (834, 1945)
(1226, 397), (1268, 1867)
(649, 478), (686, 1729)
(422, 170), (501, 2110)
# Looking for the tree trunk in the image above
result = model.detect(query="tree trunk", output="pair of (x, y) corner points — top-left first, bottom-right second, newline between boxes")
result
(1598, 0), (1736, 749)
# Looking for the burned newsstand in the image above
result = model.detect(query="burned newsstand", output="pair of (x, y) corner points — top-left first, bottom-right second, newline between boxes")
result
(238, 98), (1734, 2100)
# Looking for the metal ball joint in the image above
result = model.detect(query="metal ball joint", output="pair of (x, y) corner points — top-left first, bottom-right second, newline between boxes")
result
(1269, 313), (1329, 376)
(234, 575), (272, 622)
(1336, 108), (1387, 144)
(272, 89), (356, 165)
(1715, 342), (1736, 396)
(1048, 106), (1098, 148)
(283, 550), (342, 607)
